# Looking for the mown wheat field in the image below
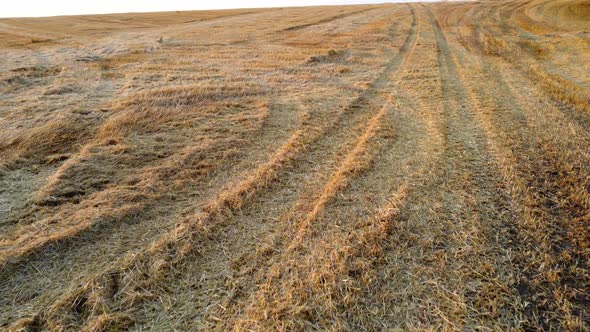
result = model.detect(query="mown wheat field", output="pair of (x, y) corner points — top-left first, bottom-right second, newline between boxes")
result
(0, 0), (589, 330)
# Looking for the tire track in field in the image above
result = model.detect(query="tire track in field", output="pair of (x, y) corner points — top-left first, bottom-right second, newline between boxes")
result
(432, 7), (589, 329)
(282, 7), (378, 32)
(7, 8), (418, 331)
(4, 1), (384, 302)
(420, 10), (521, 328)
(92, 9), (418, 330)
(102, 8), (418, 331)
(206, 7), (444, 330)
(353, 8), (525, 329)
(133, 8), (419, 330)
(228, 103), (395, 330)
(473, 1), (590, 121)
(458, 4), (590, 251)
(451, 43), (590, 330)
(217, 11), (455, 329)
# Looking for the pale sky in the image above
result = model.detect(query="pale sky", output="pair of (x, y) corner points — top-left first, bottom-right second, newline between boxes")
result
(2, 0), (428, 18)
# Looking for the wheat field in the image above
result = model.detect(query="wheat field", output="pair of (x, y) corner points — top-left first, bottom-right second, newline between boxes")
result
(0, 0), (589, 330)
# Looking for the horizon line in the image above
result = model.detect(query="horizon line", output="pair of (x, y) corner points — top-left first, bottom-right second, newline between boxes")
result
(0, 0), (446, 19)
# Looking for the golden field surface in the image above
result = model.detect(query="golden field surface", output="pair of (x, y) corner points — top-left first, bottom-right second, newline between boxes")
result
(0, 0), (589, 330)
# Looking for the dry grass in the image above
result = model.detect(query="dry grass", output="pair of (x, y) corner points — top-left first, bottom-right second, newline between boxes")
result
(0, 1), (589, 331)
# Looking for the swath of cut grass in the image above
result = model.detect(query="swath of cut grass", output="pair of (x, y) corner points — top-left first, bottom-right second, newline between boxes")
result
(1, 1), (589, 330)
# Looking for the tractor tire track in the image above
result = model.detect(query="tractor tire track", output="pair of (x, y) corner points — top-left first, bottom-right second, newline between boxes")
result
(129, 9), (418, 331)
(352, 8), (527, 329)
(83, 9), (418, 331)
(455, 47), (590, 330)
(282, 7), (378, 32)
(7, 8), (418, 331)
(433, 6), (590, 329)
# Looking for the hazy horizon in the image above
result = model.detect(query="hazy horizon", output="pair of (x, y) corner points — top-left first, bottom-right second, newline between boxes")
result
(2, 0), (437, 18)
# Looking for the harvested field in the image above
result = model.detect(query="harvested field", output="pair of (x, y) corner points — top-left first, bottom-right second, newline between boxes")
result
(0, 0), (589, 330)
